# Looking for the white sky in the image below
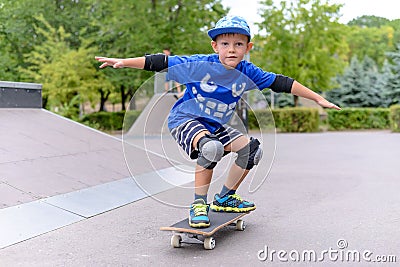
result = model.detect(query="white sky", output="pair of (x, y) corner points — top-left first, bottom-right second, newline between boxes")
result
(221, 0), (400, 33)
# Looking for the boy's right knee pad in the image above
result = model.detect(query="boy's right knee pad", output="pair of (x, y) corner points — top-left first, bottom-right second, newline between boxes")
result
(197, 134), (224, 169)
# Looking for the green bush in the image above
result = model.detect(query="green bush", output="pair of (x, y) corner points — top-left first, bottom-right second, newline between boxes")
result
(248, 109), (275, 131)
(79, 110), (141, 131)
(249, 107), (320, 132)
(274, 108), (319, 132)
(390, 105), (400, 132)
(327, 108), (390, 130)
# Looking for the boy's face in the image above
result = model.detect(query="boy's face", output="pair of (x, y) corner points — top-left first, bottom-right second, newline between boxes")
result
(211, 33), (253, 68)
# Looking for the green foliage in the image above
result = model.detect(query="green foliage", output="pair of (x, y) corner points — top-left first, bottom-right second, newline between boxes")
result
(327, 108), (390, 130)
(249, 107), (392, 132)
(377, 59), (394, 107)
(347, 15), (400, 62)
(92, 0), (228, 110)
(348, 15), (391, 28)
(19, 15), (113, 111)
(0, 0), (97, 80)
(56, 95), (81, 120)
(255, 0), (348, 94)
(389, 105), (400, 132)
(388, 19), (400, 50)
(326, 56), (383, 107)
(273, 108), (320, 132)
(385, 44), (400, 106)
(249, 107), (320, 132)
(3, 0), (400, 116)
(1, 0), (227, 112)
(0, 0), (44, 75)
(345, 25), (395, 66)
(148, 0), (227, 55)
(79, 110), (141, 131)
(0, 41), (18, 81)
(247, 109), (275, 131)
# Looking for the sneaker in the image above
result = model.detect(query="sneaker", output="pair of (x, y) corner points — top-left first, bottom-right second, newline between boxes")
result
(210, 193), (256, 212)
(189, 199), (210, 228)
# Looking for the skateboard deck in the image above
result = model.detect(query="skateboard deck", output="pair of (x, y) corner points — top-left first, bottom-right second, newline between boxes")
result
(160, 211), (250, 250)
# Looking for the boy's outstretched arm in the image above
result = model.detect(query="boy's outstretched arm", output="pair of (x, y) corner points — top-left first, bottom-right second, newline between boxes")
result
(95, 56), (145, 69)
(291, 81), (341, 110)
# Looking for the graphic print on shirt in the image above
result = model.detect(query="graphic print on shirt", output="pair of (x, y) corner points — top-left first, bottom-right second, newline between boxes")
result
(167, 56), (277, 131)
(200, 73), (218, 93)
(192, 72), (247, 124)
(232, 82), (247, 97)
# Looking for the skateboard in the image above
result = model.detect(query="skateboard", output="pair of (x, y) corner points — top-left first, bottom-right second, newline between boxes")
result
(160, 211), (251, 250)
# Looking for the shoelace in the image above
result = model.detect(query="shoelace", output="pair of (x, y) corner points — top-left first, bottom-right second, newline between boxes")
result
(192, 204), (207, 216)
(230, 194), (243, 202)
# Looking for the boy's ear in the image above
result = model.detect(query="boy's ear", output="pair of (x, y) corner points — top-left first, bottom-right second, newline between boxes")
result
(246, 42), (254, 53)
(211, 40), (218, 53)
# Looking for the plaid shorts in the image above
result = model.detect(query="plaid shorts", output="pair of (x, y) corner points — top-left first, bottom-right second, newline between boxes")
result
(170, 119), (243, 159)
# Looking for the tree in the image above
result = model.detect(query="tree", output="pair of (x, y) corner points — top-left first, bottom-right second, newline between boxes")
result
(254, 0), (348, 106)
(385, 44), (400, 106)
(20, 16), (112, 115)
(0, 0), (97, 77)
(0, 39), (19, 81)
(345, 15), (400, 68)
(0, 0), (43, 80)
(361, 56), (383, 107)
(327, 56), (383, 107)
(388, 19), (400, 49)
(345, 24), (395, 67)
(348, 15), (390, 28)
(334, 57), (366, 107)
(377, 60), (394, 107)
(93, 0), (228, 110)
(2, 0), (228, 112)
(148, 0), (227, 54)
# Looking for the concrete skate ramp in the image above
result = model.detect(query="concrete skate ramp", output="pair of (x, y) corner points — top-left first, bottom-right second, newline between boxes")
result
(0, 108), (133, 208)
(0, 83), (194, 249)
(127, 93), (176, 136)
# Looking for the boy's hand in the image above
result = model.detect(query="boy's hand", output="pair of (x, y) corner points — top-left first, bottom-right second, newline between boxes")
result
(290, 82), (341, 110)
(316, 99), (341, 110)
(95, 56), (124, 69)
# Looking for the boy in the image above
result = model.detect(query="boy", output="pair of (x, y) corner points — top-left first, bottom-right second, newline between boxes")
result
(95, 15), (340, 228)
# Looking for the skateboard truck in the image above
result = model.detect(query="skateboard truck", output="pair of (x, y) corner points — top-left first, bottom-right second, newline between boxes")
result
(171, 233), (216, 250)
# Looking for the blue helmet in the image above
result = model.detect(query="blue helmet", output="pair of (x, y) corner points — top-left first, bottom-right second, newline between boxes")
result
(208, 15), (251, 40)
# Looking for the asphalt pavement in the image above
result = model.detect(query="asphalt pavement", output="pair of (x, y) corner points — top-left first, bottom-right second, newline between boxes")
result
(1, 131), (399, 266)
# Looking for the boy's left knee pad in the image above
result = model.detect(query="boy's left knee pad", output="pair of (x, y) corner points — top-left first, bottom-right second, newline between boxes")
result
(235, 137), (263, 170)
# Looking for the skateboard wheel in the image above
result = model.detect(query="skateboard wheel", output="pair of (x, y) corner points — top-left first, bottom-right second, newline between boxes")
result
(236, 219), (246, 231)
(204, 237), (216, 250)
(171, 235), (182, 248)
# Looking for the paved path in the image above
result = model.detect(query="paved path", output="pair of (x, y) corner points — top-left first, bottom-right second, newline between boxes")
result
(1, 131), (399, 266)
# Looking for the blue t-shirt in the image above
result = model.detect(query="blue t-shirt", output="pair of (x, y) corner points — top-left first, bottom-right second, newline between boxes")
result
(167, 54), (276, 133)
